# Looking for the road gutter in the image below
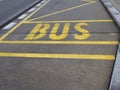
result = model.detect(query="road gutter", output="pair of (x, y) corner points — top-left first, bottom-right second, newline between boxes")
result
(0, 0), (42, 29)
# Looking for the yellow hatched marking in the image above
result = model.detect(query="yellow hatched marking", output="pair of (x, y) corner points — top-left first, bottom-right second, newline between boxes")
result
(24, 20), (113, 23)
(0, 52), (115, 60)
(0, 0), (50, 41)
(27, 0), (96, 22)
(0, 41), (118, 45)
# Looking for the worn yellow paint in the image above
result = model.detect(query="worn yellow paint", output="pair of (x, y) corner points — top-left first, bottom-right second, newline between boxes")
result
(74, 23), (90, 40)
(25, 24), (50, 40)
(24, 20), (113, 23)
(49, 23), (70, 40)
(27, 0), (96, 22)
(0, 41), (118, 45)
(0, 0), (50, 41)
(24, 22), (90, 40)
(0, 52), (115, 60)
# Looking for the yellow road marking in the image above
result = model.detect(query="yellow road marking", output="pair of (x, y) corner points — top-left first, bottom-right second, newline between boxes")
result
(0, 41), (118, 45)
(49, 23), (70, 40)
(24, 20), (113, 23)
(0, 0), (50, 41)
(0, 52), (115, 60)
(27, 0), (96, 22)
(74, 23), (90, 40)
(25, 23), (50, 40)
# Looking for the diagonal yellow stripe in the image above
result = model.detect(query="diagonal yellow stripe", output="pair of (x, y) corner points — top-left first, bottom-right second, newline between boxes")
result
(0, 52), (115, 60)
(0, 0), (50, 41)
(27, 1), (96, 22)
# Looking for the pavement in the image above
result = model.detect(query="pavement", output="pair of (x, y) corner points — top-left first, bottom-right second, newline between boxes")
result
(110, 0), (120, 11)
(101, 0), (120, 90)
(0, 0), (120, 90)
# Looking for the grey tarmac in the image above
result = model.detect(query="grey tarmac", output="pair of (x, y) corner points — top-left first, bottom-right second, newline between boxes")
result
(0, 0), (119, 90)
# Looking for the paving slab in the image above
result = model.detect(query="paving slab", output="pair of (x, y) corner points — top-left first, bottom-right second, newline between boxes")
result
(110, 0), (120, 11)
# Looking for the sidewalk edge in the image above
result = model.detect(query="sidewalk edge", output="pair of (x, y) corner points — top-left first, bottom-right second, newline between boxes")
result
(101, 0), (120, 28)
(101, 0), (120, 90)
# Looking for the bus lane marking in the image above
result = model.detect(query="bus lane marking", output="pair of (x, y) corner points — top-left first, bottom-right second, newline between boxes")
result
(0, 20), (118, 45)
(0, 0), (118, 60)
(24, 23), (90, 40)
(27, 0), (96, 22)
(0, 0), (95, 41)
(0, 52), (115, 60)
(24, 20), (113, 23)
(0, 41), (118, 45)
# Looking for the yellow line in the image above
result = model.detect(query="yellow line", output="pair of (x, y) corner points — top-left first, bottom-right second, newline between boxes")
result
(0, 0), (50, 41)
(24, 20), (113, 23)
(0, 52), (115, 60)
(27, 1), (96, 22)
(0, 41), (118, 45)
(23, 0), (50, 21)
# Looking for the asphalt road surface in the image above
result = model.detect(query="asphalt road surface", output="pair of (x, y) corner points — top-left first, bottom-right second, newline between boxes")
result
(0, 0), (40, 27)
(0, 0), (119, 90)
